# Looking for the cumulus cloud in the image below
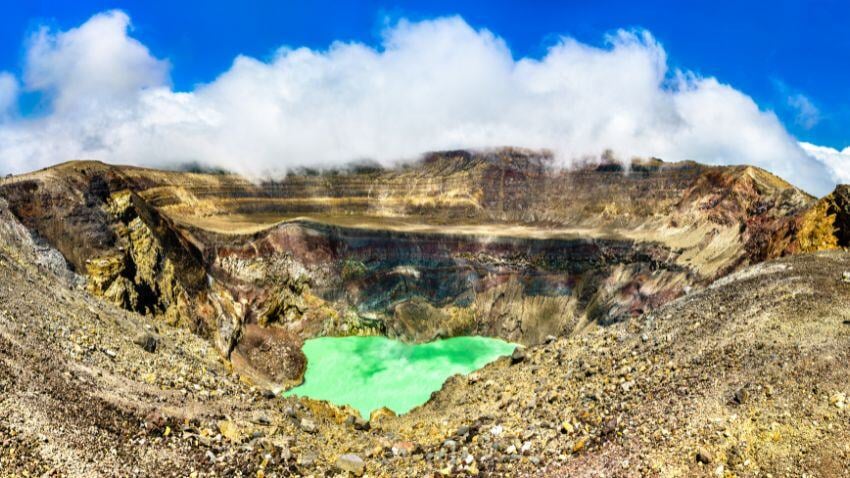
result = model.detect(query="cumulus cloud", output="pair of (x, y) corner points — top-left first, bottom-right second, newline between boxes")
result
(0, 10), (841, 195)
(23, 10), (169, 112)
(800, 142), (850, 185)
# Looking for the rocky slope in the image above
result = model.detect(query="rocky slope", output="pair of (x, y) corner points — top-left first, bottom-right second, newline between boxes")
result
(1, 186), (849, 477)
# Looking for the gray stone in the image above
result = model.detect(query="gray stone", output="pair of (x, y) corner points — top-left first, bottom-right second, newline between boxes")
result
(298, 451), (317, 467)
(280, 446), (292, 461)
(299, 417), (317, 433)
(336, 453), (365, 476)
(133, 332), (158, 353)
(731, 387), (749, 405)
(511, 347), (527, 364)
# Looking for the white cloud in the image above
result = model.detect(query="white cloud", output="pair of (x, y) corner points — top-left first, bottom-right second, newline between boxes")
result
(23, 10), (169, 112)
(0, 11), (840, 196)
(800, 142), (850, 185)
(787, 93), (820, 129)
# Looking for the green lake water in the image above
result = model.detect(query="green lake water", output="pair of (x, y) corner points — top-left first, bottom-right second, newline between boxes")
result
(283, 336), (516, 418)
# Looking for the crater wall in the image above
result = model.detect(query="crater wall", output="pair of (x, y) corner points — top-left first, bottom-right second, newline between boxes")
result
(0, 150), (822, 388)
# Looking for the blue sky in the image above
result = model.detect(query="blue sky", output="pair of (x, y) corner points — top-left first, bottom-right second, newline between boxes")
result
(3, 0), (847, 149)
(0, 1), (847, 195)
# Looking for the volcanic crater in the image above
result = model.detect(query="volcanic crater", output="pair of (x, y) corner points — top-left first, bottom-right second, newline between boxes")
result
(2, 148), (850, 476)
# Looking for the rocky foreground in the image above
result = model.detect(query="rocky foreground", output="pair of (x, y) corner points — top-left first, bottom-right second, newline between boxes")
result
(2, 185), (850, 476)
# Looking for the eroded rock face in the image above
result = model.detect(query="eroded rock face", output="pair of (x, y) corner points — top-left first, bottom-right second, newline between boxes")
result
(210, 221), (692, 345)
(0, 162), (233, 352)
(795, 184), (850, 252)
(0, 150), (823, 387)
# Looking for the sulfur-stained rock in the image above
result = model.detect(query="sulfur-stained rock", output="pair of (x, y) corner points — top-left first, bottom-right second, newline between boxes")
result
(369, 407), (397, 427)
(218, 420), (242, 442)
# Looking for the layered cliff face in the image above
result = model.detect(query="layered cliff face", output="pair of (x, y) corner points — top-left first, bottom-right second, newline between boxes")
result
(0, 150), (826, 387)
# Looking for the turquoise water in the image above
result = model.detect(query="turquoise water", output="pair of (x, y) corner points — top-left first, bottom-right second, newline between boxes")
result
(283, 336), (516, 418)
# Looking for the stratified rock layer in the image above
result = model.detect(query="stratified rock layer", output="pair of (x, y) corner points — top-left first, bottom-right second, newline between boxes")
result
(0, 149), (828, 386)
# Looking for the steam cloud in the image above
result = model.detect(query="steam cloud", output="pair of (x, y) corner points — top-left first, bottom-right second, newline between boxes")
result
(0, 10), (846, 196)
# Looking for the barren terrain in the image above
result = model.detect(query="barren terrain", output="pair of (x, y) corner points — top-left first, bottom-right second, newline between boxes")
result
(2, 150), (849, 476)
